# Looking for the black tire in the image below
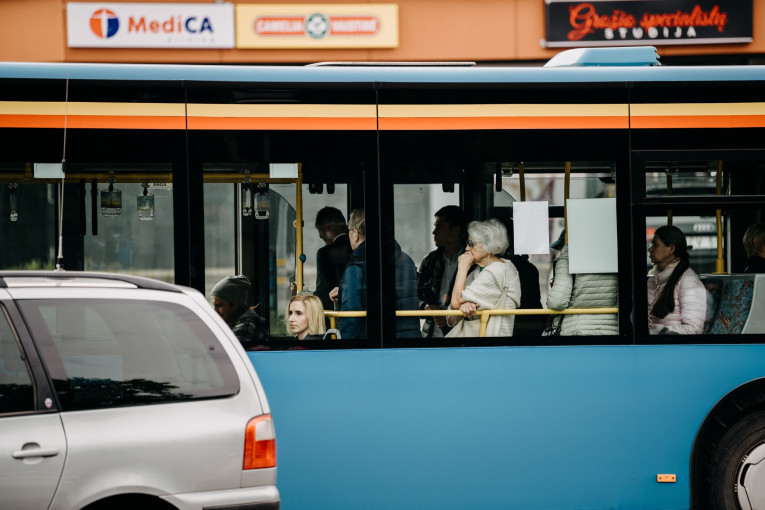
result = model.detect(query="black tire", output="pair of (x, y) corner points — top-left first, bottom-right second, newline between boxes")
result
(707, 409), (765, 509)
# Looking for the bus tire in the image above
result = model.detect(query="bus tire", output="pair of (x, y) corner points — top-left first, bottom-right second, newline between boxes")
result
(708, 409), (765, 510)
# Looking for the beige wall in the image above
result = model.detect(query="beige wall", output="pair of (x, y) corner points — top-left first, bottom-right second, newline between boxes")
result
(0, 0), (763, 64)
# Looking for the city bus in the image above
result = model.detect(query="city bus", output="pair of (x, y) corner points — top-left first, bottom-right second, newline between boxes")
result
(2, 47), (765, 509)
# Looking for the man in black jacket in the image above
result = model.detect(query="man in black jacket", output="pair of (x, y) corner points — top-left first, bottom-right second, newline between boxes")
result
(417, 206), (468, 337)
(313, 207), (352, 312)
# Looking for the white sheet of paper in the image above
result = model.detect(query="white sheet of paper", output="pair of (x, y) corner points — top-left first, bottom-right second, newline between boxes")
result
(567, 198), (618, 273)
(513, 201), (550, 255)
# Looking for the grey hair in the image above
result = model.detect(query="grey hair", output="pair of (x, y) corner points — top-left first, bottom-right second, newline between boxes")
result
(467, 219), (509, 255)
(348, 208), (366, 237)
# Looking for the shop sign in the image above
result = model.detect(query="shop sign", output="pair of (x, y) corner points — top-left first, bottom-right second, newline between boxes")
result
(67, 2), (235, 48)
(236, 4), (398, 48)
(544, 0), (752, 47)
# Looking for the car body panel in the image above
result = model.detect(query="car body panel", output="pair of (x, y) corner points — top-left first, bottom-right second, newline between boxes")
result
(0, 413), (67, 509)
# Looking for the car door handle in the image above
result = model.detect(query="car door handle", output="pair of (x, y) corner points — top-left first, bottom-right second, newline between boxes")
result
(12, 447), (59, 459)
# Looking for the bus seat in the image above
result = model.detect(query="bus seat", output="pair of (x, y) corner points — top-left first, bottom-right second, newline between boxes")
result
(700, 274), (755, 335)
(742, 274), (765, 334)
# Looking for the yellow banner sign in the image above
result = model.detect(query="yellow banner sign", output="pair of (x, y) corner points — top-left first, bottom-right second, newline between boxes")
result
(236, 4), (398, 48)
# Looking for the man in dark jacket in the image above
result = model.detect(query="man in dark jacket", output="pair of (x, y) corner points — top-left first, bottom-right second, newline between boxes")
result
(330, 209), (420, 339)
(314, 207), (352, 311)
(211, 275), (268, 347)
(417, 206), (467, 337)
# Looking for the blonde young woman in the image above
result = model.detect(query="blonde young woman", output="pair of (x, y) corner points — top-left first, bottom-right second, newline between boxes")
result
(286, 295), (326, 340)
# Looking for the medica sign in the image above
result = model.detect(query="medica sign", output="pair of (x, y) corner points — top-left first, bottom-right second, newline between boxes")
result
(67, 3), (235, 48)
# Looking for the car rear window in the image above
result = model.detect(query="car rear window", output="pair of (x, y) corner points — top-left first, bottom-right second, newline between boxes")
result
(17, 299), (239, 411)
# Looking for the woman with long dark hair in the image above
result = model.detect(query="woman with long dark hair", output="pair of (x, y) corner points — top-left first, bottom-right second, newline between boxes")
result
(647, 225), (709, 334)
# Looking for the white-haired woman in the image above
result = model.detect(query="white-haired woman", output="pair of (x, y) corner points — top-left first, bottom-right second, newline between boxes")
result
(446, 219), (521, 337)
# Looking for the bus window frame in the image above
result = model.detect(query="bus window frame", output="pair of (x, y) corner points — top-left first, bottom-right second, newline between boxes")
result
(631, 149), (765, 344)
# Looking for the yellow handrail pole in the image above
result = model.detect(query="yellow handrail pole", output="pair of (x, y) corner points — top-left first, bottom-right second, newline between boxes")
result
(329, 316), (336, 330)
(715, 160), (726, 274)
(295, 164), (304, 291)
(519, 163), (526, 202)
(479, 313), (490, 337)
(564, 161), (571, 244)
(666, 169), (673, 226)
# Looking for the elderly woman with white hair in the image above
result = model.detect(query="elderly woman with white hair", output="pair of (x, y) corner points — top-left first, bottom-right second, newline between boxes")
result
(446, 219), (521, 337)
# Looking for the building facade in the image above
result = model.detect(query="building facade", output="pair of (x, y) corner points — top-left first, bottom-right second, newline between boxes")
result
(1, 0), (764, 65)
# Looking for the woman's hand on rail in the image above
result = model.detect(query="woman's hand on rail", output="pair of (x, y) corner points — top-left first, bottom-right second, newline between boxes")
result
(459, 301), (477, 318)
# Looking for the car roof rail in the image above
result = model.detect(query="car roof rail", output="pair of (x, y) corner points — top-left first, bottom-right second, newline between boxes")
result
(0, 271), (182, 293)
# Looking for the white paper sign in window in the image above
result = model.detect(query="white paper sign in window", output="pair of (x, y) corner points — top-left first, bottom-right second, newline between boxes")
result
(567, 198), (618, 274)
(513, 201), (550, 255)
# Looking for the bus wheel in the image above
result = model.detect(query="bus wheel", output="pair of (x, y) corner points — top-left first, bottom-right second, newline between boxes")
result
(709, 409), (765, 510)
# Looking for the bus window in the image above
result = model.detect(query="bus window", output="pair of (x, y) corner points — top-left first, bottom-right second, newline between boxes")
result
(496, 161), (620, 338)
(0, 182), (56, 270)
(84, 181), (174, 282)
(393, 183), (460, 340)
(204, 183), (235, 296)
(641, 157), (765, 336)
(496, 161), (617, 308)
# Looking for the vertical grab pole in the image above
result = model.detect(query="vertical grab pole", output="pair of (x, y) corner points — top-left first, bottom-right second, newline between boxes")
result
(564, 161), (570, 244)
(519, 163), (526, 202)
(715, 160), (726, 274)
(479, 311), (489, 337)
(295, 163), (304, 291)
(666, 168), (674, 226)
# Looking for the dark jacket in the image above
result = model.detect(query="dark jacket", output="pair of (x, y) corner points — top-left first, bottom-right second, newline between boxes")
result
(746, 255), (765, 274)
(338, 240), (421, 339)
(417, 248), (460, 337)
(232, 308), (268, 347)
(506, 253), (546, 336)
(394, 243), (421, 338)
(315, 233), (352, 311)
(339, 241), (367, 339)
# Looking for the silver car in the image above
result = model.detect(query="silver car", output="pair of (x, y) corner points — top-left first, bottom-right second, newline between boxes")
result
(0, 271), (279, 510)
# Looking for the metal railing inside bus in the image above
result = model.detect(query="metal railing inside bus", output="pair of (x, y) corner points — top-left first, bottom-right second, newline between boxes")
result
(324, 308), (619, 338)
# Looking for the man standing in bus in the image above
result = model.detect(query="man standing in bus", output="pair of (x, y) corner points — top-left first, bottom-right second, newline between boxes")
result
(329, 209), (420, 339)
(313, 207), (352, 311)
(417, 206), (467, 337)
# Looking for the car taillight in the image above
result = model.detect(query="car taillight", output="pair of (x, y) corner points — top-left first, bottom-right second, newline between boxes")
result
(243, 414), (276, 469)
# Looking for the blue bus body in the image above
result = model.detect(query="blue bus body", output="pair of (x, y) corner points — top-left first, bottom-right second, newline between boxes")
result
(251, 345), (763, 509)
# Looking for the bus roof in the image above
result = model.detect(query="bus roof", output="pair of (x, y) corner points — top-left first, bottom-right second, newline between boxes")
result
(1, 60), (764, 84)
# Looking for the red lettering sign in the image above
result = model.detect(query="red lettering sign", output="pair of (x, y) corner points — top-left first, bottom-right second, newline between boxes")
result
(566, 2), (729, 41)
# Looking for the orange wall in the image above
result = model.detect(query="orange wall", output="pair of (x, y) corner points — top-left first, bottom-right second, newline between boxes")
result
(0, 0), (66, 62)
(0, 0), (763, 64)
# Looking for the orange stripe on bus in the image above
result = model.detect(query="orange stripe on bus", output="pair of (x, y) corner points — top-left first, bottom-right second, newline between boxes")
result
(0, 115), (186, 130)
(186, 117), (377, 130)
(0, 115), (66, 128)
(10, 114), (764, 130)
(631, 115), (765, 129)
(377, 116), (628, 130)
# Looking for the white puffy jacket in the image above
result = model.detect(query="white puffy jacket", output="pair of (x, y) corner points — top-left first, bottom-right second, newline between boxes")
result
(546, 245), (618, 336)
(647, 259), (709, 335)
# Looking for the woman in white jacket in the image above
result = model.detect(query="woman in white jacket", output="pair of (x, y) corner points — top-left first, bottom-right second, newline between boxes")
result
(546, 244), (618, 335)
(647, 225), (709, 335)
(447, 219), (521, 337)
